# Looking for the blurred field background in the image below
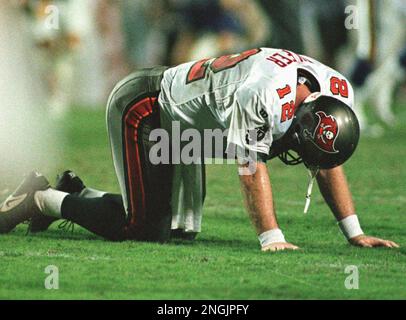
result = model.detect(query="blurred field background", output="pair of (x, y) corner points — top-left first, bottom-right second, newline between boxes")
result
(0, 0), (405, 299)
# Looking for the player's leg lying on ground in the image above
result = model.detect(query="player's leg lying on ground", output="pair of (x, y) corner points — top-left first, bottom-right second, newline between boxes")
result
(33, 187), (127, 241)
(0, 171), (126, 240)
(0, 169), (171, 242)
(24, 68), (174, 242)
(104, 68), (174, 243)
(29, 170), (119, 233)
(25, 68), (175, 242)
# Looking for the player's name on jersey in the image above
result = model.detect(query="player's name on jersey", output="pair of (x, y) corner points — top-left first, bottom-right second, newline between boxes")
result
(266, 49), (313, 68)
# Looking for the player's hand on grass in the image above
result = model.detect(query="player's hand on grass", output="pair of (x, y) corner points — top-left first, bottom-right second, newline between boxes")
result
(261, 242), (299, 252)
(349, 235), (399, 248)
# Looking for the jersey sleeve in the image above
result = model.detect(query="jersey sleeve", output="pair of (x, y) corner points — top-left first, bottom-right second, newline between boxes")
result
(226, 86), (274, 162)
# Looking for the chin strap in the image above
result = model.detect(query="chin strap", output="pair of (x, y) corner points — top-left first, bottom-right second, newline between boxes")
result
(304, 168), (319, 214)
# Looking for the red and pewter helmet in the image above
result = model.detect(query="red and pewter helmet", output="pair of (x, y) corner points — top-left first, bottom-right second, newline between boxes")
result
(270, 93), (360, 169)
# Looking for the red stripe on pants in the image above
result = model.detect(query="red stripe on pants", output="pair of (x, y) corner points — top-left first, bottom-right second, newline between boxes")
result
(124, 97), (157, 227)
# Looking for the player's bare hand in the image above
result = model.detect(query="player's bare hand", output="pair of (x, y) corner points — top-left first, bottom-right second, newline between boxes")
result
(261, 242), (300, 252)
(349, 235), (399, 248)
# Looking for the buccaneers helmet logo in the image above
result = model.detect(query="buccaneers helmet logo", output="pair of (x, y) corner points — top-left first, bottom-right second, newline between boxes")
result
(307, 111), (340, 153)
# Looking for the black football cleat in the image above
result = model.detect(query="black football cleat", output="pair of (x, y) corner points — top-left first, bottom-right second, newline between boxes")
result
(0, 171), (50, 234)
(55, 170), (86, 195)
(28, 170), (85, 233)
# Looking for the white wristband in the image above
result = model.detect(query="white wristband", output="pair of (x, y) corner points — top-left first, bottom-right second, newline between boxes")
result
(259, 228), (286, 247)
(338, 215), (364, 240)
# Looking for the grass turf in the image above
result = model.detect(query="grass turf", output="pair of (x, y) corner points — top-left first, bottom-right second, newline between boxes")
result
(0, 104), (405, 300)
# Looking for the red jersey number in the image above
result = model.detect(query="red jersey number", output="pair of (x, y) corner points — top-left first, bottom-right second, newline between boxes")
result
(186, 48), (261, 84)
(330, 76), (349, 98)
(276, 84), (295, 123)
(276, 84), (291, 99)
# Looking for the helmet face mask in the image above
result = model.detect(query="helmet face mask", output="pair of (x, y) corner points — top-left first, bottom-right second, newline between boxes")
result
(280, 93), (360, 170)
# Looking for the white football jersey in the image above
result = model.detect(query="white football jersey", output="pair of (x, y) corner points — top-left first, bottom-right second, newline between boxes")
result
(158, 48), (354, 157)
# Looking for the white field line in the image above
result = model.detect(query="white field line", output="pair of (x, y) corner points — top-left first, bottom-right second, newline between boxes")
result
(355, 195), (406, 203)
(0, 250), (112, 261)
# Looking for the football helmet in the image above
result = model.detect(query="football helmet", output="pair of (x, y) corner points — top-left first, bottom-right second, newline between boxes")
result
(270, 93), (360, 169)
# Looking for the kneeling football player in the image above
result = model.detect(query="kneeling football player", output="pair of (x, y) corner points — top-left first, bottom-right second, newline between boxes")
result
(0, 48), (399, 250)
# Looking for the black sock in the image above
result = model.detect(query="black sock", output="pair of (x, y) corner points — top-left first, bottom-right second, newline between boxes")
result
(61, 193), (127, 241)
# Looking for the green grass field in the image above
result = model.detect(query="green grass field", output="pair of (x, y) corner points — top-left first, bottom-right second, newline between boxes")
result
(0, 103), (405, 300)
